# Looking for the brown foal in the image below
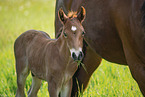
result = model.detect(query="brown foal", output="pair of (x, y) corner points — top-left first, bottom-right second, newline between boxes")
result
(14, 6), (86, 97)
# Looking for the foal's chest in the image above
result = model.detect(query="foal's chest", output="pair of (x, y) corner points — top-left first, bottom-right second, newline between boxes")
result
(63, 61), (78, 82)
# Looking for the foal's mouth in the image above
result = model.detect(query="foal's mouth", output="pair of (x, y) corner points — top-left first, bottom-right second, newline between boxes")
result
(70, 48), (84, 61)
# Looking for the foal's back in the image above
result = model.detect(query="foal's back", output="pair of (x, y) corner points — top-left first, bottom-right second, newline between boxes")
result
(14, 30), (50, 49)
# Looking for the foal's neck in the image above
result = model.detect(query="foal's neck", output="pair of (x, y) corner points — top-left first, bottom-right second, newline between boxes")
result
(55, 33), (70, 60)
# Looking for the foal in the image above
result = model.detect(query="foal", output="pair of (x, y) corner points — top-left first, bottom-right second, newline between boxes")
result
(14, 6), (86, 97)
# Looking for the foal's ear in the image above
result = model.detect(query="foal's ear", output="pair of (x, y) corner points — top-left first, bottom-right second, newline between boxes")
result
(58, 8), (68, 24)
(77, 6), (86, 23)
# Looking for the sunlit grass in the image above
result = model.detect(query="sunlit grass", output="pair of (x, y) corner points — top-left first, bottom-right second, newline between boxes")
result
(0, 0), (143, 97)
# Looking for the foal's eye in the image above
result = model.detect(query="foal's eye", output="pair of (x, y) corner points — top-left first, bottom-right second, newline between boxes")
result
(82, 31), (85, 36)
(63, 31), (67, 37)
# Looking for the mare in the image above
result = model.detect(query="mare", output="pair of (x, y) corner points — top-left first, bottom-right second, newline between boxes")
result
(55, 0), (145, 96)
(14, 7), (86, 97)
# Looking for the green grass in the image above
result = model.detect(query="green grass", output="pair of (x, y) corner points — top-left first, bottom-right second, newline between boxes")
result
(0, 0), (143, 97)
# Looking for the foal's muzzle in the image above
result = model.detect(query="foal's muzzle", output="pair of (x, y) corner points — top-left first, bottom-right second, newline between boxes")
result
(70, 48), (84, 61)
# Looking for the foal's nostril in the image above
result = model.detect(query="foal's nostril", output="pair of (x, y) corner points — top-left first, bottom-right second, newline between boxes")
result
(78, 51), (84, 60)
(72, 52), (77, 61)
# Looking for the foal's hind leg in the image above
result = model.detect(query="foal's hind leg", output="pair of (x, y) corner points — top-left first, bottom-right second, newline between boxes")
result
(28, 76), (42, 97)
(15, 57), (30, 97)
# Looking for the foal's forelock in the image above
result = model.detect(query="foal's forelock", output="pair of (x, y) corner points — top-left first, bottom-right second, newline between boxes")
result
(67, 11), (77, 18)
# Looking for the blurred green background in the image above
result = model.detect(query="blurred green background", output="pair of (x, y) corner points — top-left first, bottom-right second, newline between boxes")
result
(0, 0), (143, 96)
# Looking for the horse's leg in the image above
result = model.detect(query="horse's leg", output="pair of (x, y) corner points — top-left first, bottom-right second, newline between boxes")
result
(60, 79), (72, 97)
(129, 63), (145, 96)
(28, 76), (42, 97)
(124, 52), (145, 96)
(123, 48), (145, 96)
(15, 57), (30, 97)
(71, 45), (102, 97)
(118, 31), (145, 96)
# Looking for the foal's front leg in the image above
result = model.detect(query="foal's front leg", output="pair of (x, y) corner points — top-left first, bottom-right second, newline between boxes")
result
(48, 81), (60, 97)
(60, 79), (72, 97)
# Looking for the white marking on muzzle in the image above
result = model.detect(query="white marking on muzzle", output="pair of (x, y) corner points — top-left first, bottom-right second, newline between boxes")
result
(71, 26), (77, 32)
(70, 48), (82, 58)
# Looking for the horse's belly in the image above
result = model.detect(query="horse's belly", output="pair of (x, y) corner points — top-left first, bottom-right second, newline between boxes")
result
(83, 18), (127, 65)
(85, 35), (127, 65)
(81, 0), (127, 65)
(84, 19), (127, 64)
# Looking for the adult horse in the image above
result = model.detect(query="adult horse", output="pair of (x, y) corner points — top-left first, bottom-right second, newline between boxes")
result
(55, 0), (145, 96)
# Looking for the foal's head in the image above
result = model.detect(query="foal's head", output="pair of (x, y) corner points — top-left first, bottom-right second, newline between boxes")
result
(58, 6), (86, 61)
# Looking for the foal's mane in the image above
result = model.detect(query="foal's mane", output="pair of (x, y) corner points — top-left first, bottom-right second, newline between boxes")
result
(67, 11), (77, 18)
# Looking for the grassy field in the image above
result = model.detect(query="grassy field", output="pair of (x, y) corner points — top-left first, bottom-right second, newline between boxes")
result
(0, 0), (143, 97)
